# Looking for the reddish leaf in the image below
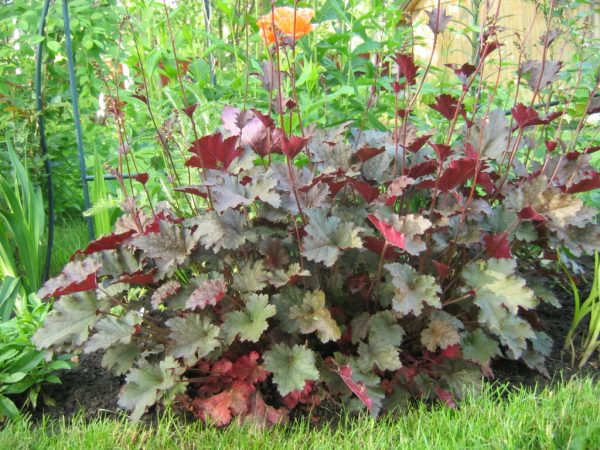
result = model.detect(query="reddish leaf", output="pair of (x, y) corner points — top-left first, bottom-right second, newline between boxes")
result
(518, 206), (547, 222)
(250, 108), (276, 129)
(73, 230), (136, 257)
(174, 186), (208, 198)
(193, 391), (233, 426)
(434, 386), (457, 408)
(50, 273), (96, 298)
(115, 270), (157, 285)
(38, 258), (100, 299)
(355, 146), (385, 162)
(182, 104), (198, 119)
(404, 133), (432, 153)
(545, 140), (558, 153)
(476, 172), (496, 195)
(433, 261), (450, 280)
(563, 173), (600, 194)
(431, 143), (452, 161)
(131, 93), (148, 104)
(158, 62), (170, 87)
(228, 381), (255, 415)
(511, 103), (563, 129)
(272, 129), (309, 159)
(212, 361), (234, 378)
(405, 159), (438, 179)
(483, 233), (512, 258)
(282, 381), (315, 409)
(418, 158), (477, 192)
(429, 94), (465, 121)
(362, 236), (397, 260)
(441, 344), (461, 359)
(368, 214), (406, 249)
(479, 38), (501, 60)
(335, 365), (373, 412)
(446, 63), (476, 84)
(231, 352), (270, 384)
(132, 173), (149, 185)
(348, 179), (380, 203)
(393, 53), (419, 87)
(186, 133), (242, 171)
(186, 279), (227, 310)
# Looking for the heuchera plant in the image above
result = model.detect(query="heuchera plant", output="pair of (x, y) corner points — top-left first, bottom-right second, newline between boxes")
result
(33, 7), (600, 425)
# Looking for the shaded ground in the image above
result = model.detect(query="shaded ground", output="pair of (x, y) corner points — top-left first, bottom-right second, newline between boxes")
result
(32, 278), (598, 421)
(33, 352), (124, 421)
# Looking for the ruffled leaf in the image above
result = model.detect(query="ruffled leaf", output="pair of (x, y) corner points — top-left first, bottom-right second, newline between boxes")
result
(385, 263), (441, 315)
(289, 290), (341, 343)
(302, 209), (364, 267)
(263, 344), (319, 396)
(223, 294), (276, 342)
(166, 314), (220, 362)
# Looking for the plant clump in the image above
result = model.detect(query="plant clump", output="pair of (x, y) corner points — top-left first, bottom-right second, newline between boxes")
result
(32, 6), (600, 426)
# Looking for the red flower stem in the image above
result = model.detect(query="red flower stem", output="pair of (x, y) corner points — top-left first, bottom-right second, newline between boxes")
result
(161, 0), (213, 211)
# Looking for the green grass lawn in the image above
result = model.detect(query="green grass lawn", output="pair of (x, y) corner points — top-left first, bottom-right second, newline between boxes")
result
(1, 378), (598, 450)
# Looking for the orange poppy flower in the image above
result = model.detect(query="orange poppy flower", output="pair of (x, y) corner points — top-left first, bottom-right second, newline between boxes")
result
(257, 7), (315, 45)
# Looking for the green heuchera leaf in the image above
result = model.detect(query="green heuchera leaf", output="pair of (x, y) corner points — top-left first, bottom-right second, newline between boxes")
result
(272, 285), (305, 333)
(518, 331), (553, 376)
(84, 311), (141, 353)
(95, 247), (141, 279)
(354, 311), (406, 372)
(263, 344), (319, 396)
(211, 173), (281, 212)
(464, 258), (538, 317)
(497, 314), (536, 359)
(367, 311), (405, 348)
(223, 294), (276, 342)
(461, 329), (499, 366)
(101, 342), (141, 376)
(301, 209), (363, 267)
(166, 314), (220, 362)
(463, 259), (538, 359)
(350, 312), (371, 344)
(357, 340), (402, 372)
(440, 366), (483, 400)
(420, 311), (462, 352)
(232, 260), (268, 293)
(188, 210), (253, 253)
(33, 292), (98, 351)
(384, 263), (441, 316)
(118, 356), (185, 421)
(289, 290), (341, 343)
(267, 263), (310, 288)
(131, 221), (200, 279)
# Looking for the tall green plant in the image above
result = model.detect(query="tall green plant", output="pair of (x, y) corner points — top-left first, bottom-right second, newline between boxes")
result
(0, 143), (46, 294)
(561, 251), (600, 368)
(86, 151), (114, 237)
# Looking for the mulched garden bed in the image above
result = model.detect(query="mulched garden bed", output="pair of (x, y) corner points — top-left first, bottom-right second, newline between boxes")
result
(31, 279), (598, 423)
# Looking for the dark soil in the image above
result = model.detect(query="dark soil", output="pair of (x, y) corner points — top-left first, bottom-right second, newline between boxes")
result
(31, 278), (598, 422)
(492, 298), (598, 389)
(32, 352), (125, 421)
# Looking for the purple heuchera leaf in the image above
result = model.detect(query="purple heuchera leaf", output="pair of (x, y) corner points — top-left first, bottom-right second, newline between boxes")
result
(38, 258), (101, 299)
(426, 8), (452, 34)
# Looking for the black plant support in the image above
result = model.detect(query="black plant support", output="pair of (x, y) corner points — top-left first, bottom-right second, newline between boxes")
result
(36, 0), (54, 283)
(62, 0), (95, 240)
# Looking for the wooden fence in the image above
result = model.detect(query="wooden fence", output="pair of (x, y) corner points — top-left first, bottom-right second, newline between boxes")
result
(402, 0), (600, 70)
